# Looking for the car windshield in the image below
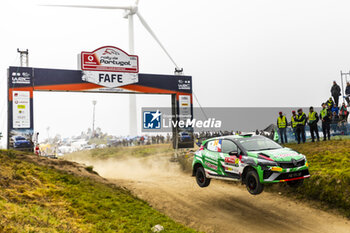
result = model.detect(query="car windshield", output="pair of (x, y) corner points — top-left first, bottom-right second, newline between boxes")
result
(16, 136), (26, 140)
(238, 137), (282, 151)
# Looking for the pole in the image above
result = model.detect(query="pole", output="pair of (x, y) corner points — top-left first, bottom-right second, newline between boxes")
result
(92, 100), (97, 138)
(128, 13), (137, 137)
(340, 71), (350, 104)
(17, 49), (29, 67)
(128, 14), (134, 54)
(341, 71), (344, 104)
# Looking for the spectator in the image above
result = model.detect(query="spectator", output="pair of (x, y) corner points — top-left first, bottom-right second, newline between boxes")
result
(308, 107), (320, 142)
(295, 108), (306, 144)
(331, 111), (339, 132)
(345, 82), (350, 105)
(290, 110), (298, 141)
(326, 97), (334, 108)
(331, 81), (341, 106)
(277, 111), (288, 144)
(331, 104), (339, 115)
(339, 103), (348, 122)
(320, 103), (331, 141)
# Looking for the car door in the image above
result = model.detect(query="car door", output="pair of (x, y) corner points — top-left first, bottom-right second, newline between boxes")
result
(221, 139), (242, 177)
(202, 139), (222, 174)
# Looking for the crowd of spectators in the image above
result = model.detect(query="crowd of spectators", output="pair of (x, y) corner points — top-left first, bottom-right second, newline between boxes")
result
(276, 81), (350, 144)
(107, 134), (171, 147)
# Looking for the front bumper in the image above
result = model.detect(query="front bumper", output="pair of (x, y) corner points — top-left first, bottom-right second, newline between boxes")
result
(260, 167), (310, 183)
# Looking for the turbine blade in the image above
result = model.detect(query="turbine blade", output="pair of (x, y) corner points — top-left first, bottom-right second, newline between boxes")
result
(136, 11), (179, 69)
(41, 4), (132, 10)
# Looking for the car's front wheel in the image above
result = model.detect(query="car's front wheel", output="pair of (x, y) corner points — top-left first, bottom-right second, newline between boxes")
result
(287, 179), (304, 188)
(196, 167), (211, 188)
(245, 170), (264, 195)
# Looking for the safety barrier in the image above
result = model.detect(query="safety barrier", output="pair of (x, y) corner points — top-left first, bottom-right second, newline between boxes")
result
(279, 123), (350, 143)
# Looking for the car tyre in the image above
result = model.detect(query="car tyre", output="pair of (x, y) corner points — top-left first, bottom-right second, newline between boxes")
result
(196, 167), (211, 188)
(245, 170), (264, 195)
(287, 179), (304, 188)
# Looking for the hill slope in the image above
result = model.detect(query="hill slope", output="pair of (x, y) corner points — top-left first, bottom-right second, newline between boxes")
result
(63, 144), (350, 233)
(285, 139), (350, 217)
(0, 150), (196, 232)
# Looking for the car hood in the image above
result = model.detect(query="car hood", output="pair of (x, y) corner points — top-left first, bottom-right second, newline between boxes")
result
(249, 148), (304, 162)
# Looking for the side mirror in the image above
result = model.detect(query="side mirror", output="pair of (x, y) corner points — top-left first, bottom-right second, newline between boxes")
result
(229, 151), (238, 156)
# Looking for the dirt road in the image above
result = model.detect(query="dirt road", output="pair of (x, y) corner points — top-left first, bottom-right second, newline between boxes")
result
(73, 156), (350, 233)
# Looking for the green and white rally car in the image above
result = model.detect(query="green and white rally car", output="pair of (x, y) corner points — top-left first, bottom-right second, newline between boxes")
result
(192, 135), (310, 195)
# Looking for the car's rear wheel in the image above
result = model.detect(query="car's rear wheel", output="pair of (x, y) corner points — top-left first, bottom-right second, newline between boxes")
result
(196, 167), (211, 187)
(245, 170), (264, 195)
(287, 179), (304, 188)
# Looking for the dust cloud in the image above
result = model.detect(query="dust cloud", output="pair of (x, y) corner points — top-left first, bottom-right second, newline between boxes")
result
(70, 155), (184, 181)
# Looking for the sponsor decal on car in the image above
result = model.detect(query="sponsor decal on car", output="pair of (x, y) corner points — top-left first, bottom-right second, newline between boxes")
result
(225, 156), (240, 167)
(205, 162), (218, 170)
(272, 153), (298, 158)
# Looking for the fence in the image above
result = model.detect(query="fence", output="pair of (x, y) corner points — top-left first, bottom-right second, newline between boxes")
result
(283, 123), (350, 142)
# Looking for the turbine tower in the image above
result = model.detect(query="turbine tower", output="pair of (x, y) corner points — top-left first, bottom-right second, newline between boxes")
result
(43, 0), (182, 136)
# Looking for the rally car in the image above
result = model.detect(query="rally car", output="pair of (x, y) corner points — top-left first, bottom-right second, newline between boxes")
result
(192, 135), (310, 195)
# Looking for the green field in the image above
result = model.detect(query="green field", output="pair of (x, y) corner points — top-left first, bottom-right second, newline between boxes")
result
(284, 139), (350, 217)
(0, 150), (196, 232)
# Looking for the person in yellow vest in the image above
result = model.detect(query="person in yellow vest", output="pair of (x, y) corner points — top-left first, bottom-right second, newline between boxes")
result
(295, 108), (306, 144)
(320, 103), (331, 141)
(290, 110), (298, 141)
(307, 106), (320, 142)
(277, 112), (288, 144)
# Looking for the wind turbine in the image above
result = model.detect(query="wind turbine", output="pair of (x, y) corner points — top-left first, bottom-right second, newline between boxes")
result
(43, 0), (183, 137)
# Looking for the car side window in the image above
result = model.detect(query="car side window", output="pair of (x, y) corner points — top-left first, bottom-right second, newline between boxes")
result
(205, 139), (222, 152)
(221, 140), (238, 154)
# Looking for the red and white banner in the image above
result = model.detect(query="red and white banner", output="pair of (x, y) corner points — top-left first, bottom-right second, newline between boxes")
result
(80, 46), (139, 73)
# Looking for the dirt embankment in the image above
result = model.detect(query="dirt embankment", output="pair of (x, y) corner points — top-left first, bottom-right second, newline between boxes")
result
(68, 155), (350, 233)
(19, 153), (109, 184)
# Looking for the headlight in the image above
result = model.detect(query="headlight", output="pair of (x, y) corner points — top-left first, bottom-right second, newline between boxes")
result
(257, 159), (278, 167)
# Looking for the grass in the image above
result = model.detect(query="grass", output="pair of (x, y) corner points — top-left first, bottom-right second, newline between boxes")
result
(0, 150), (197, 232)
(64, 144), (173, 161)
(283, 138), (350, 217)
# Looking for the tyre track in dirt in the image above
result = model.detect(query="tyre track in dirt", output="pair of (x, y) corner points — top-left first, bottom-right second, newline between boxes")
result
(72, 156), (350, 233)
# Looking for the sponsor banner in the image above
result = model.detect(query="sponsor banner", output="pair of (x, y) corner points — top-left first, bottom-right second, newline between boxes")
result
(9, 67), (33, 87)
(80, 46), (139, 73)
(83, 87), (138, 93)
(82, 71), (138, 88)
(8, 66), (192, 94)
(9, 129), (33, 150)
(12, 91), (31, 128)
(179, 95), (191, 121)
(177, 79), (191, 90)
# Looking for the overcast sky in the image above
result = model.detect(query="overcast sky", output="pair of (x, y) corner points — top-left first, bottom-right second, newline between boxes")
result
(1, 0), (350, 144)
